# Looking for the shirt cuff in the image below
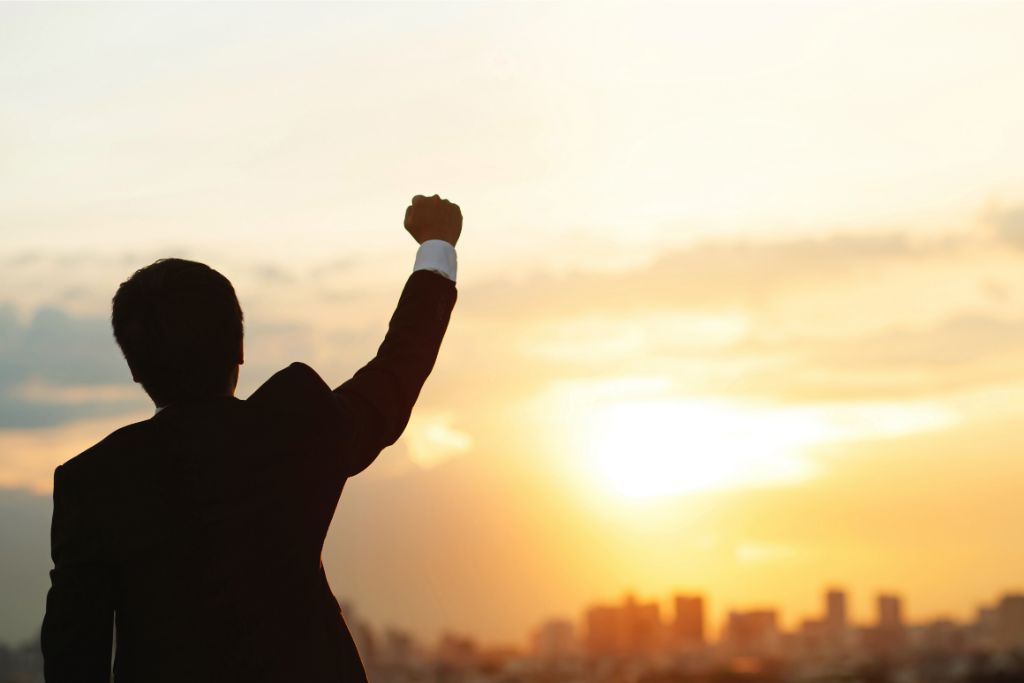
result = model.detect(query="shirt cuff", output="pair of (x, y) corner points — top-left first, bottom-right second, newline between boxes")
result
(413, 239), (457, 282)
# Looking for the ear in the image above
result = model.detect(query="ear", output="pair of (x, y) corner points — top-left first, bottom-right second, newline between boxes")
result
(238, 339), (244, 365)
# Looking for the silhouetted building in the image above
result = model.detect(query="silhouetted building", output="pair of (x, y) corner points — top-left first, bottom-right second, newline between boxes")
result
(0, 635), (42, 683)
(585, 605), (622, 657)
(531, 619), (577, 660)
(379, 628), (421, 668)
(915, 619), (969, 653)
(437, 633), (478, 668)
(625, 595), (662, 655)
(995, 594), (1024, 651)
(973, 606), (998, 649)
(672, 595), (705, 646)
(826, 589), (847, 631)
(878, 594), (903, 630)
(584, 594), (661, 657)
(725, 610), (780, 658)
(797, 619), (827, 658)
(868, 593), (907, 656)
(823, 588), (850, 655)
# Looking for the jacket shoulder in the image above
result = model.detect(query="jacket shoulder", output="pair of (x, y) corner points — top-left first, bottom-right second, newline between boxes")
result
(58, 419), (152, 483)
(247, 362), (333, 404)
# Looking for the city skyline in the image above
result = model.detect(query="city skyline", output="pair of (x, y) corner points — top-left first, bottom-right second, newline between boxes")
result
(4, 584), (1022, 682)
(525, 584), (1023, 654)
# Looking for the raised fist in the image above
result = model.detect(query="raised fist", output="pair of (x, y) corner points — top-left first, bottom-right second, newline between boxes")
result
(404, 194), (462, 247)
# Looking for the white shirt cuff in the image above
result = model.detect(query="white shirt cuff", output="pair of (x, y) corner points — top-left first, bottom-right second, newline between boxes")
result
(413, 239), (457, 282)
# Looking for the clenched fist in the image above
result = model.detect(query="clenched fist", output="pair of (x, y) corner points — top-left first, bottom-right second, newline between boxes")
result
(404, 194), (462, 247)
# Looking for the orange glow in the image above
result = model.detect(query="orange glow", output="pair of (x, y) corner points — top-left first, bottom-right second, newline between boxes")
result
(583, 400), (815, 498)
(2, 0), (1024, 651)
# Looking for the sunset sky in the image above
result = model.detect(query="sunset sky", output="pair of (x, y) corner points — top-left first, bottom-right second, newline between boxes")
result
(2, 2), (1024, 647)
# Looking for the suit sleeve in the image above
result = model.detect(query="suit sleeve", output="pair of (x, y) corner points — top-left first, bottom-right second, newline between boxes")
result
(41, 465), (114, 683)
(333, 269), (457, 476)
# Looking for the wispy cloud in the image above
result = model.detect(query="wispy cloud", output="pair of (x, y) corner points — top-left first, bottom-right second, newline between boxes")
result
(0, 304), (146, 428)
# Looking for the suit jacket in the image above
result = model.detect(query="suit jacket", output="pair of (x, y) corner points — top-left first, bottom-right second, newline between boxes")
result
(41, 270), (457, 682)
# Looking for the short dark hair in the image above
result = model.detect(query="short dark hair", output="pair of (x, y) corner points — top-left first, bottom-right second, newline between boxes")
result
(112, 258), (244, 406)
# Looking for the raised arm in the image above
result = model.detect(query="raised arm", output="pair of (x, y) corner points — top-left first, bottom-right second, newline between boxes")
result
(333, 194), (462, 476)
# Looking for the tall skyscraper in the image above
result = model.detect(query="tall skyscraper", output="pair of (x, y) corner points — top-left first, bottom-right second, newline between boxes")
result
(584, 595), (662, 657)
(622, 594), (661, 655)
(826, 589), (848, 631)
(996, 594), (1024, 650)
(673, 595), (705, 646)
(872, 593), (907, 655)
(585, 605), (622, 657)
(822, 588), (850, 655)
(878, 594), (903, 630)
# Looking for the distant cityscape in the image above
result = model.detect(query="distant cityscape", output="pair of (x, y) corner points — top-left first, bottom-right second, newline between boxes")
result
(4, 585), (1023, 682)
(341, 586), (1024, 683)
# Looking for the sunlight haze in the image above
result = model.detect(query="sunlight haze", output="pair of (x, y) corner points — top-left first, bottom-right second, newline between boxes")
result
(2, 1), (1024, 649)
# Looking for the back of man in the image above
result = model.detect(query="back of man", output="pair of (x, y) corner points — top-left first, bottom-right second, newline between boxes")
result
(41, 195), (462, 681)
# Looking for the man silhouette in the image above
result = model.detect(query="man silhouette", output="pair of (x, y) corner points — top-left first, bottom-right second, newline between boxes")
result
(40, 194), (462, 682)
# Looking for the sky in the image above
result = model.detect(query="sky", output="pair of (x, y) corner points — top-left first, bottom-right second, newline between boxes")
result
(2, 1), (1024, 648)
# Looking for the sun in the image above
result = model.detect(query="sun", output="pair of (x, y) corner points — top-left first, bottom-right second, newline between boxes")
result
(581, 400), (820, 498)
(543, 381), (959, 501)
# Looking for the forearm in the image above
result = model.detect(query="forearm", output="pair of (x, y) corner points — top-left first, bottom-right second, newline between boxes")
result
(333, 268), (457, 474)
(331, 195), (461, 476)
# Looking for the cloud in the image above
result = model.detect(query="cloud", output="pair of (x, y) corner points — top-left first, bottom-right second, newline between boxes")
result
(251, 263), (295, 284)
(988, 204), (1024, 248)
(1, 224), (1014, 443)
(813, 314), (1024, 369)
(462, 231), (938, 322)
(719, 313), (1024, 403)
(310, 257), (357, 278)
(0, 224), (1018, 478)
(401, 412), (474, 470)
(0, 304), (147, 429)
(734, 542), (797, 564)
(444, 226), (1024, 406)
(0, 304), (123, 385)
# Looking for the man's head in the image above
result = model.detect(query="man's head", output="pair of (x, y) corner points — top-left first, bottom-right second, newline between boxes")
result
(112, 258), (244, 407)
